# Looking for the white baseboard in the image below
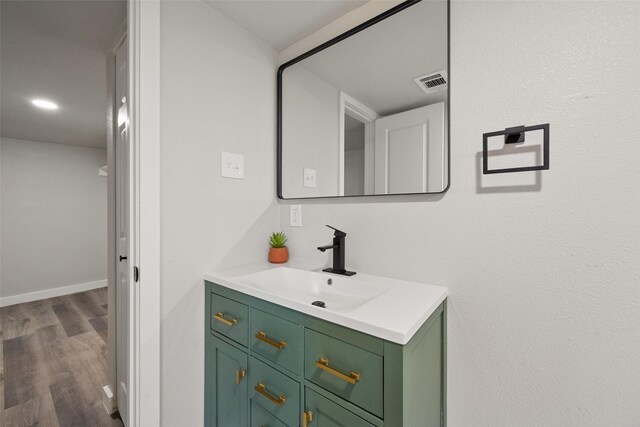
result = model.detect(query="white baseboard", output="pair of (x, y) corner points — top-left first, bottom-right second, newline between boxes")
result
(0, 279), (107, 307)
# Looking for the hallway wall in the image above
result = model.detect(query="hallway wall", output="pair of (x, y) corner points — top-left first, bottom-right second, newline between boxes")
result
(1, 137), (107, 305)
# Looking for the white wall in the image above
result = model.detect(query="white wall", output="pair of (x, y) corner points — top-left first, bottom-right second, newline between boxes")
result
(159, 2), (279, 425)
(278, 2), (640, 426)
(281, 64), (340, 198)
(0, 137), (107, 300)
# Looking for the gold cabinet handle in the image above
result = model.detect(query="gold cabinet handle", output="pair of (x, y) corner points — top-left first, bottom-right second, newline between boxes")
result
(315, 357), (360, 384)
(235, 368), (246, 384)
(214, 312), (238, 326)
(254, 383), (286, 407)
(255, 331), (286, 349)
(302, 410), (314, 427)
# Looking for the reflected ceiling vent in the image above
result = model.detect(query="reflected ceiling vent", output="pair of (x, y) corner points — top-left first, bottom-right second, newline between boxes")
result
(414, 70), (448, 95)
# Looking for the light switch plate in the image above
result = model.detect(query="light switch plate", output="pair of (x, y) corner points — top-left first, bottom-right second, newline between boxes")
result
(221, 152), (244, 179)
(290, 205), (302, 227)
(303, 168), (317, 188)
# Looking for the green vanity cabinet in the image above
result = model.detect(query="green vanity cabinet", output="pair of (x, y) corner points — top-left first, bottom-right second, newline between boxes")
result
(205, 281), (447, 427)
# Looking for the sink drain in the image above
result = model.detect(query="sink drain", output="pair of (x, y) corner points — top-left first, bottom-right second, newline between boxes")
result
(311, 300), (326, 308)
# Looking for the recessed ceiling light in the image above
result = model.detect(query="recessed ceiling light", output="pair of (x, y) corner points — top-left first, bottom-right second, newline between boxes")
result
(31, 99), (59, 110)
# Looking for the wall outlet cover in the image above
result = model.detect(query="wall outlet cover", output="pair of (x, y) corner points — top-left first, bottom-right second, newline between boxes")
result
(221, 151), (244, 179)
(303, 168), (317, 188)
(290, 204), (302, 227)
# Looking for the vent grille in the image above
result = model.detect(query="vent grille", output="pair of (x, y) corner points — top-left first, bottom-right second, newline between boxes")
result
(414, 70), (448, 94)
(422, 75), (446, 88)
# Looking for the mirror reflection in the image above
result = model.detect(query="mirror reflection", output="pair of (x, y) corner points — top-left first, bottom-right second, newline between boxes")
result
(279, 0), (449, 199)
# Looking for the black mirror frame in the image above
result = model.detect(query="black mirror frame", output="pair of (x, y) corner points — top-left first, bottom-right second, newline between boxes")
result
(277, 0), (450, 200)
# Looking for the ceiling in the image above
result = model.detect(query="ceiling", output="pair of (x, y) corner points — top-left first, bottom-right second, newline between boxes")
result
(204, 0), (368, 52)
(287, 0), (448, 117)
(0, 1), (126, 148)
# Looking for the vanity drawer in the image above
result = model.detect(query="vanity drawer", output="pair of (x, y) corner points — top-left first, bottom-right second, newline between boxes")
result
(250, 309), (301, 375)
(250, 401), (288, 427)
(210, 293), (249, 346)
(305, 388), (375, 427)
(248, 357), (299, 426)
(305, 329), (384, 418)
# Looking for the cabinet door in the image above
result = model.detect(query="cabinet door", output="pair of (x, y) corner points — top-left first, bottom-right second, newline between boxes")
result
(304, 389), (374, 427)
(250, 401), (288, 427)
(207, 335), (248, 427)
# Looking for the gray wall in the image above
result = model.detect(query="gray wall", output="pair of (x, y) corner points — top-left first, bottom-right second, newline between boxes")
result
(0, 137), (107, 299)
(159, 2), (279, 425)
(281, 64), (340, 198)
(279, 2), (640, 426)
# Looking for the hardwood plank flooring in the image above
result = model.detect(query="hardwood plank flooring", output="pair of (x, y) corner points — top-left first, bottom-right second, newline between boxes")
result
(3, 333), (45, 409)
(51, 303), (92, 338)
(88, 317), (108, 344)
(3, 393), (60, 427)
(0, 288), (123, 426)
(49, 378), (95, 426)
(68, 292), (107, 320)
(33, 325), (74, 387)
(1, 300), (58, 341)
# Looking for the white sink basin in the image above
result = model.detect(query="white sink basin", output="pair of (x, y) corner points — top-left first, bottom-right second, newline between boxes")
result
(204, 262), (448, 344)
(235, 267), (389, 313)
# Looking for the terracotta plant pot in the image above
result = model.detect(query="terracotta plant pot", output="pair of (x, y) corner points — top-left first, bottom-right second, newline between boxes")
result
(268, 247), (289, 264)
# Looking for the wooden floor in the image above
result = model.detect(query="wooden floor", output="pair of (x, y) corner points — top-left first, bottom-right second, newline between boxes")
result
(0, 288), (123, 427)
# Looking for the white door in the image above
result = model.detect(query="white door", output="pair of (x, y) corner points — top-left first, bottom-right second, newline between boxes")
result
(374, 102), (445, 194)
(115, 37), (130, 425)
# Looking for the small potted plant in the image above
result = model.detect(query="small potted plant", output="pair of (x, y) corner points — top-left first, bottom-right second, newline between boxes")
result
(268, 232), (289, 264)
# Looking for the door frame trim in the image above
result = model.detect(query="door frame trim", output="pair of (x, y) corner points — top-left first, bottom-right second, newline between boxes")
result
(128, 1), (161, 425)
(106, 41), (119, 418)
(338, 91), (378, 196)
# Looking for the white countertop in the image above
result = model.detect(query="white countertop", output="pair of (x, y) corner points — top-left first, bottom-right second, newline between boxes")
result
(203, 261), (448, 345)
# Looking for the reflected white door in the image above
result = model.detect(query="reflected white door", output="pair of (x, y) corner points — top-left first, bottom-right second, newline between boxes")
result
(115, 36), (130, 426)
(374, 102), (445, 194)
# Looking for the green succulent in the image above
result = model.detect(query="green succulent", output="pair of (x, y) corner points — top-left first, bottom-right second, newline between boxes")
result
(269, 232), (288, 248)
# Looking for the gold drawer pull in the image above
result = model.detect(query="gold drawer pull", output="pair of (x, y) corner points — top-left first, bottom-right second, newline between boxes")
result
(254, 383), (286, 407)
(315, 357), (360, 384)
(214, 312), (238, 326)
(302, 410), (314, 427)
(235, 368), (246, 384)
(255, 331), (287, 349)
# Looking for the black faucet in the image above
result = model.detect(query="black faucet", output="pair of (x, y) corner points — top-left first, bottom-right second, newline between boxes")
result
(317, 225), (356, 276)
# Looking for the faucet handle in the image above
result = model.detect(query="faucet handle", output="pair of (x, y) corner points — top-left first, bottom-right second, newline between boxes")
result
(325, 225), (346, 238)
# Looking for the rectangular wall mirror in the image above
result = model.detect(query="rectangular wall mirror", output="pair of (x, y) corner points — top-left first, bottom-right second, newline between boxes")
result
(278, 0), (449, 199)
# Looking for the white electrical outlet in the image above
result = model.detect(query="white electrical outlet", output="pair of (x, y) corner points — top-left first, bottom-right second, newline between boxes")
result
(290, 204), (302, 227)
(221, 151), (244, 179)
(303, 168), (317, 188)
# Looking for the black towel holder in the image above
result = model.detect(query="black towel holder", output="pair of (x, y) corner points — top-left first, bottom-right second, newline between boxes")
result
(483, 123), (550, 174)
